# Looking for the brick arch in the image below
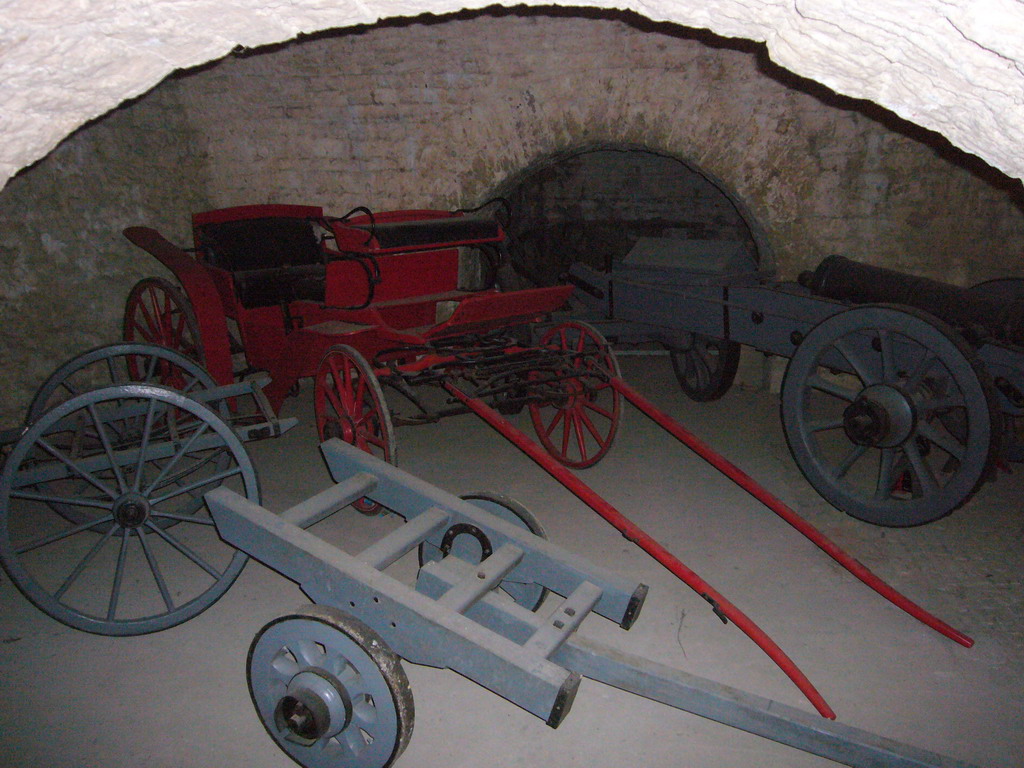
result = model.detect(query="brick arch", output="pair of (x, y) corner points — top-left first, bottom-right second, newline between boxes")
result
(489, 141), (774, 284)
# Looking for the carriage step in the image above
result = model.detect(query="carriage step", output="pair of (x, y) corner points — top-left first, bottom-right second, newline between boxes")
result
(281, 472), (379, 528)
(357, 507), (451, 570)
(438, 543), (525, 614)
(525, 581), (603, 659)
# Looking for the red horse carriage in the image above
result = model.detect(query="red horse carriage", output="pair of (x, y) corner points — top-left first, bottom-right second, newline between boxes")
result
(122, 201), (609, 468)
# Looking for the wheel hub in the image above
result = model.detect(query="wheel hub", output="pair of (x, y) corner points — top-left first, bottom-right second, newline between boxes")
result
(275, 669), (352, 745)
(112, 493), (151, 529)
(843, 384), (916, 448)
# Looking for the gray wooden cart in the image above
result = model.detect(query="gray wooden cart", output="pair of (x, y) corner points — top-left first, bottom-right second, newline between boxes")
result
(205, 438), (979, 768)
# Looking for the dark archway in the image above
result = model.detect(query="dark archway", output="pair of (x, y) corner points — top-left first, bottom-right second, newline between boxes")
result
(495, 144), (772, 287)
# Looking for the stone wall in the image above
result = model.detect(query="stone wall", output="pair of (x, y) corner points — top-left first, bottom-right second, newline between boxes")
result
(1, 11), (1022, 425)
(0, 77), (208, 424)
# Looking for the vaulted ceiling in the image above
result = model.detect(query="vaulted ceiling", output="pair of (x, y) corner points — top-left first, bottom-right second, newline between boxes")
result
(3, 0), (1023, 190)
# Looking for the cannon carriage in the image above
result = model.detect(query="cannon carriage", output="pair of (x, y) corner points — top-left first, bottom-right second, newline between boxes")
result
(568, 240), (1024, 526)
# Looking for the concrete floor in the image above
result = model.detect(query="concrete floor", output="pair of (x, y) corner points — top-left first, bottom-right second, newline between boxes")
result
(1, 354), (1021, 768)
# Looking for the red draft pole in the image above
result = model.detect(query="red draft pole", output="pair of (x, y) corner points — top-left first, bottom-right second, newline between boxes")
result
(444, 382), (837, 720)
(610, 377), (974, 649)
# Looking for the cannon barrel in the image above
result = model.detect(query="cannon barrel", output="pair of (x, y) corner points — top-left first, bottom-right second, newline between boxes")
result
(800, 255), (1024, 347)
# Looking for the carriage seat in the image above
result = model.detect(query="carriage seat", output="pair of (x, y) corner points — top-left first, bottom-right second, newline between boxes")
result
(341, 215), (502, 252)
(196, 216), (327, 309)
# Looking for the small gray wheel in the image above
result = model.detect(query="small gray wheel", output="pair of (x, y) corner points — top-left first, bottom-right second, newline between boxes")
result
(0, 384), (255, 634)
(669, 334), (740, 402)
(781, 305), (999, 526)
(418, 492), (549, 612)
(27, 342), (218, 423)
(248, 605), (414, 768)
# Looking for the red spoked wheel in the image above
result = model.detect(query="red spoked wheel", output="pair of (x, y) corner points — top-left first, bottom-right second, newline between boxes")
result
(529, 321), (622, 468)
(314, 345), (396, 515)
(123, 277), (205, 388)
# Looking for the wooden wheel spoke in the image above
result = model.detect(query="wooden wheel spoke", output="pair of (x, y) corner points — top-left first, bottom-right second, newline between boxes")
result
(834, 335), (879, 385)
(544, 406), (566, 439)
(131, 398), (160, 492)
(36, 436), (117, 500)
(359, 431), (386, 451)
(582, 396), (613, 421)
(904, 351), (939, 391)
(878, 329), (897, 382)
(338, 361), (356, 411)
(904, 441), (940, 494)
(324, 376), (346, 419)
(135, 299), (159, 337)
(87, 402), (128, 494)
(142, 421), (213, 496)
(831, 443), (868, 480)
(353, 374), (368, 411)
(137, 528), (175, 612)
(15, 514), (115, 555)
(107, 529), (131, 621)
(574, 331), (586, 354)
(578, 407), (606, 446)
(919, 395), (963, 413)
(149, 511), (216, 526)
(53, 523), (118, 601)
(11, 489), (111, 511)
(874, 448), (897, 501)
(807, 373), (858, 402)
(149, 465), (242, 505)
(688, 351), (711, 389)
(146, 521), (222, 580)
(917, 420), (966, 461)
(560, 409), (573, 456)
(171, 308), (188, 347)
(808, 416), (844, 432)
(571, 410), (589, 458)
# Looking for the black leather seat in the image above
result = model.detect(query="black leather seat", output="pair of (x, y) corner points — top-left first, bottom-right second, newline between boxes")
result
(351, 216), (501, 250)
(197, 217), (326, 308)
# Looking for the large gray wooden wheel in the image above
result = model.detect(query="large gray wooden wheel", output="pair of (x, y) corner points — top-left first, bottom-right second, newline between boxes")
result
(0, 384), (255, 634)
(248, 605), (414, 768)
(781, 305), (999, 526)
(27, 341), (218, 422)
(418, 491), (549, 612)
(25, 343), (222, 527)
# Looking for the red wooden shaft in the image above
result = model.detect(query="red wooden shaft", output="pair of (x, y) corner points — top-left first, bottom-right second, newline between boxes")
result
(445, 383), (837, 720)
(610, 377), (974, 649)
